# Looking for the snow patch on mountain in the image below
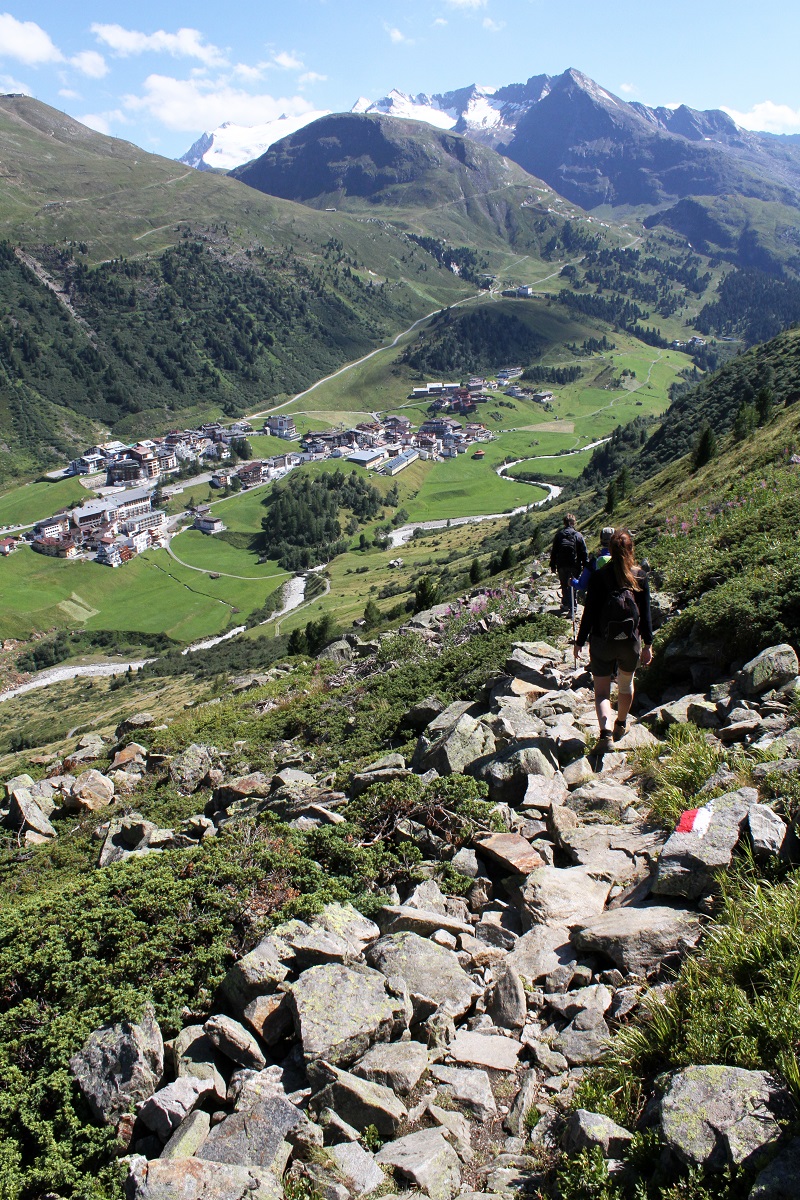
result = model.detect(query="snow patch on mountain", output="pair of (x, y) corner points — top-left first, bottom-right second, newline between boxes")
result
(359, 89), (458, 130)
(180, 111), (330, 171)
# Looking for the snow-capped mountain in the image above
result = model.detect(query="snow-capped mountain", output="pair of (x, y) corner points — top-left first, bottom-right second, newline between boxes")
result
(180, 111), (330, 172)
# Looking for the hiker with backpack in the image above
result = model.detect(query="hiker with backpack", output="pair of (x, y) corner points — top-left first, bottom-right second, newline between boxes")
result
(573, 528), (653, 753)
(549, 514), (588, 612)
(572, 526), (614, 596)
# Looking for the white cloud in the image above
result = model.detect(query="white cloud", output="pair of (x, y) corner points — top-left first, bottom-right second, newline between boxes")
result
(445, 0), (487, 8)
(0, 71), (30, 93)
(300, 71), (327, 84)
(70, 50), (108, 79)
(123, 73), (316, 132)
(91, 24), (226, 68)
(272, 50), (303, 70)
(386, 25), (413, 44)
(722, 100), (800, 135)
(0, 13), (62, 65)
(482, 17), (505, 31)
(433, 17), (448, 25)
(79, 108), (125, 135)
(233, 62), (265, 82)
(619, 82), (636, 95)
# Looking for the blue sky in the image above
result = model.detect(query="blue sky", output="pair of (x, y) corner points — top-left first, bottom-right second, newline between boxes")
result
(3, 1), (800, 158)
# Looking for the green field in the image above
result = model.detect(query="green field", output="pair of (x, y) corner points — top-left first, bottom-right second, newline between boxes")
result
(0, 546), (284, 643)
(169, 529), (285, 581)
(0, 476), (89, 528)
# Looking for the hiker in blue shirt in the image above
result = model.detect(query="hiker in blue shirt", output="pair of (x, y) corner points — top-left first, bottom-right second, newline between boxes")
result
(572, 526), (614, 595)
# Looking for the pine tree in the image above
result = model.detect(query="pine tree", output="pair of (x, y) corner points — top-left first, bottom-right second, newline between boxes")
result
(469, 558), (484, 584)
(605, 479), (618, 514)
(363, 599), (381, 630)
(693, 423), (717, 470)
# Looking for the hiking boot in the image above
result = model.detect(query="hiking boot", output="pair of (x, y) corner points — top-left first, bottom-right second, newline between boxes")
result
(613, 719), (628, 742)
(595, 731), (613, 755)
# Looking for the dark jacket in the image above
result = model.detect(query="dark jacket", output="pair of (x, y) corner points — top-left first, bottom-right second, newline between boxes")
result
(549, 527), (588, 573)
(576, 564), (653, 648)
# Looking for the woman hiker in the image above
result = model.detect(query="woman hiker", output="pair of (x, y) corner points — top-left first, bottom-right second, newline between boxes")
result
(573, 528), (653, 754)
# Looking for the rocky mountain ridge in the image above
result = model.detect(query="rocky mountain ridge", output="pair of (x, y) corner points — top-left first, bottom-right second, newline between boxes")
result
(4, 567), (799, 1199)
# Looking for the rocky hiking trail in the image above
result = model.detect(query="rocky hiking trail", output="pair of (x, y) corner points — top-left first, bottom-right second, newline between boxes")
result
(3, 573), (800, 1200)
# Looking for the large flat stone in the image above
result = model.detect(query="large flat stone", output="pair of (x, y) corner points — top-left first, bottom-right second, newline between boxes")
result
(375, 1128), (461, 1200)
(416, 713), (496, 777)
(428, 1064), (497, 1121)
(288, 962), (407, 1067)
(311, 902), (380, 954)
(739, 645), (799, 696)
(126, 1156), (281, 1200)
(352, 1039), (429, 1095)
(653, 788), (757, 899)
(473, 832), (546, 875)
(571, 907), (704, 974)
(448, 1030), (522, 1072)
(660, 1066), (787, 1169)
(313, 1063), (408, 1136)
(378, 905), (473, 939)
(198, 1092), (308, 1169)
(366, 932), (481, 1019)
(505, 925), (576, 985)
(219, 934), (290, 1015)
(555, 822), (665, 885)
(521, 866), (610, 929)
(331, 1141), (385, 1195)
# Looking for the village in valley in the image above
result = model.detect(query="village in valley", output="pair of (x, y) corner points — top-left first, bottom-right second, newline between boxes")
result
(0, 370), (556, 568)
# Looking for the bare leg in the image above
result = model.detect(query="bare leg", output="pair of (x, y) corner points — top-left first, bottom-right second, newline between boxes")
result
(593, 675), (614, 735)
(616, 670), (635, 725)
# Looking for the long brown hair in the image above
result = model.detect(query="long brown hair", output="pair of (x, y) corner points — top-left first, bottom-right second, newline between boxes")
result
(609, 529), (641, 591)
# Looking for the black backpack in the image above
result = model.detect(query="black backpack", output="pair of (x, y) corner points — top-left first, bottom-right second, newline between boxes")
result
(599, 576), (641, 642)
(554, 528), (580, 570)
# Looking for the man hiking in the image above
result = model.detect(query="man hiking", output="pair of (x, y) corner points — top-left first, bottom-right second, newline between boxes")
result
(549, 513), (588, 612)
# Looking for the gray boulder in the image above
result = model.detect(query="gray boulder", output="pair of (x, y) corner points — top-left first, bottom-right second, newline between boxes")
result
(126, 1156), (281, 1199)
(749, 1136), (800, 1198)
(366, 932), (481, 1019)
(565, 780), (639, 821)
(352, 1039), (429, 1095)
(330, 1141), (385, 1195)
(160, 1109), (211, 1159)
(375, 1128), (461, 1200)
(660, 1065), (788, 1169)
(504, 1069), (539, 1138)
(478, 745), (555, 804)
(198, 1091), (310, 1169)
(748, 805), (788, 859)
(571, 907), (704, 974)
(288, 962), (408, 1067)
(653, 788), (757, 899)
(67, 769), (115, 812)
(219, 935), (290, 1015)
(204, 1014), (266, 1070)
(137, 1076), (212, 1141)
(488, 962), (527, 1029)
(8, 788), (56, 838)
(555, 822), (664, 887)
(169, 744), (213, 793)
(400, 696), (445, 732)
(505, 649), (557, 689)
(505, 925), (576, 985)
(521, 866), (610, 929)
(171, 1025), (227, 1102)
(428, 1064), (497, 1121)
(69, 1003), (163, 1127)
(377, 905), (472, 939)
(473, 831), (546, 876)
(448, 1030), (522, 1072)
(563, 1109), (633, 1157)
(739, 645), (800, 697)
(311, 902), (380, 954)
(312, 1063), (408, 1136)
(318, 638), (353, 664)
(351, 754), (413, 798)
(416, 713), (496, 776)
(552, 1010), (610, 1065)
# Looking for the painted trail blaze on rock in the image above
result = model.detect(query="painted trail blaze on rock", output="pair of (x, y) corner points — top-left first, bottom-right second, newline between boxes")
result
(675, 807), (712, 836)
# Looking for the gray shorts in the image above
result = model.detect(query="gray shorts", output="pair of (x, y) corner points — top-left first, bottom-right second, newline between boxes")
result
(589, 634), (641, 678)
